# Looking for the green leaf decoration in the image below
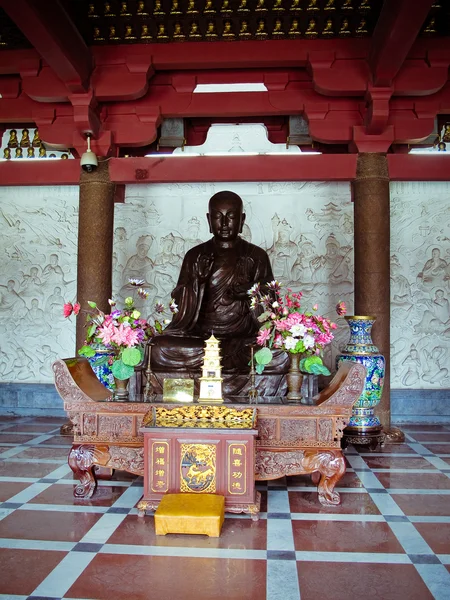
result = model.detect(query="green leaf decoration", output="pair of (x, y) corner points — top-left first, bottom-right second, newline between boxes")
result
(255, 363), (265, 375)
(121, 346), (142, 366)
(111, 359), (134, 380)
(294, 340), (305, 354)
(86, 323), (97, 339)
(155, 320), (163, 334)
(90, 355), (110, 367)
(255, 347), (273, 365)
(87, 301), (97, 308)
(257, 311), (271, 323)
(78, 345), (96, 358)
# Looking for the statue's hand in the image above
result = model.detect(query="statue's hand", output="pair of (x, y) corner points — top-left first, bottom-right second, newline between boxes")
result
(195, 253), (214, 283)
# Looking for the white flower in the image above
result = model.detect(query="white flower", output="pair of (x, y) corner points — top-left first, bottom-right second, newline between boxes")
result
(272, 301), (279, 308)
(303, 334), (315, 349)
(290, 324), (307, 338)
(284, 336), (297, 350)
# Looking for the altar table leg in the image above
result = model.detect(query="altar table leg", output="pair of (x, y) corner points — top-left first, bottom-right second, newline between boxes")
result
(68, 445), (98, 499)
(303, 450), (346, 506)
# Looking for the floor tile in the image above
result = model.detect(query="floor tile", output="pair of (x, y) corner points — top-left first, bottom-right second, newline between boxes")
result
(413, 523), (450, 554)
(0, 548), (66, 596)
(356, 443), (418, 454)
(289, 491), (380, 515)
(287, 471), (364, 489)
(409, 433), (450, 442)
(0, 434), (40, 444)
(403, 426), (450, 432)
(0, 461), (63, 478)
(391, 494), (450, 517)
(1, 424), (61, 433)
(28, 484), (126, 507)
(362, 456), (440, 470)
(0, 509), (102, 542)
(292, 520), (404, 554)
(13, 447), (70, 460)
(65, 554), (266, 600)
(421, 443), (450, 454)
(107, 514), (268, 549)
(39, 435), (73, 446)
(375, 472), (450, 489)
(0, 481), (32, 502)
(296, 561), (434, 600)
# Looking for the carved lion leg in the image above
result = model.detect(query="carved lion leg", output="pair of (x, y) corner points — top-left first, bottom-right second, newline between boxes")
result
(68, 445), (98, 499)
(303, 450), (346, 506)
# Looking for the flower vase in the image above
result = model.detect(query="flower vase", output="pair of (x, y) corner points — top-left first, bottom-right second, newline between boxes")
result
(336, 316), (385, 450)
(87, 345), (115, 390)
(286, 353), (304, 402)
(113, 377), (130, 401)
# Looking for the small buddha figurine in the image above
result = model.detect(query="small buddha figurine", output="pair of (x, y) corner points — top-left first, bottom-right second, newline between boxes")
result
(124, 24), (136, 39)
(220, 0), (232, 14)
(119, 1), (132, 16)
(187, 0), (198, 13)
(290, 0), (302, 10)
(109, 25), (121, 40)
(61, 153), (69, 159)
(273, 0), (285, 11)
(442, 123), (450, 143)
(423, 17), (437, 35)
(103, 1), (115, 16)
(170, 0), (182, 14)
(15, 147), (23, 159)
(288, 18), (301, 36)
(239, 20), (252, 38)
(8, 129), (18, 148)
(205, 21), (218, 38)
(341, 0), (353, 9)
(137, 1), (149, 15)
(49, 153), (57, 158)
(93, 26), (105, 41)
(204, 0), (216, 13)
(237, 0), (249, 12)
(324, 0), (336, 10)
(32, 129), (41, 147)
(38, 144), (47, 158)
(255, 0), (267, 12)
(355, 17), (368, 36)
(88, 3), (99, 17)
(222, 21), (235, 40)
(321, 19), (334, 36)
(255, 19), (268, 38)
(140, 24), (153, 39)
(272, 19), (285, 36)
(153, 0), (165, 15)
(27, 147), (35, 158)
(3, 147), (11, 160)
(358, 0), (371, 11)
(305, 18), (318, 37)
(306, 0), (319, 11)
(173, 22), (185, 40)
(338, 18), (351, 37)
(188, 22), (202, 39)
(20, 128), (31, 148)
(438, 141), (447, 151)
(157, 23), (169, 39)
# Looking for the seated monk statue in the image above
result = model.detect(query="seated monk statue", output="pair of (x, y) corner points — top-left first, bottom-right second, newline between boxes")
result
(151, 191), (288, 384)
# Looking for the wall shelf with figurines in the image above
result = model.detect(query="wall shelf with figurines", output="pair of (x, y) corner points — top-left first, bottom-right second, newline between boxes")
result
(1, 128), (75, 161)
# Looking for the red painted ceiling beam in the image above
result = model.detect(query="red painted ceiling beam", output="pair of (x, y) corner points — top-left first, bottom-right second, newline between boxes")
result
(0, 0), (92, 93)
(369, 0), (435, 87)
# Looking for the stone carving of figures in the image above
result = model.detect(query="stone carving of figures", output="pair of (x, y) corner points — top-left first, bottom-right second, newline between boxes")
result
(414, 289), (450, 334)
(120, 235), (156, 306)
(417, 247), (449, 288)
(0, 279), (27, 318)
(310, 234), (352, 287)
(36, 345), (59, 378)
(42, 253), (69, 287)
(401, 344), (422, 387)
(267, 214), (298, 281)
(6, 348), (34, 381)
(45, 286), (65, 320)
(23, 298), (49, 337)
(422, 346), (449, 385)
(154, 233), (182, 288)
(390, 255), (412, 306)
(19, 266), (43, 299)
(183, 217), (203, 253)
(113, 226), (129, 271)
(292, 239), (316, 285)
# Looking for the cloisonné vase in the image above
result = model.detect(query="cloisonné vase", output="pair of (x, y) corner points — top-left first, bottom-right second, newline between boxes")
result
(87, 345), (115, 391)
(336, 316), (385, 437)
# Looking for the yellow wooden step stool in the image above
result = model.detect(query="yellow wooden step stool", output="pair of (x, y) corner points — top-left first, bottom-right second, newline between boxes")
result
(154, 493), (225, 537)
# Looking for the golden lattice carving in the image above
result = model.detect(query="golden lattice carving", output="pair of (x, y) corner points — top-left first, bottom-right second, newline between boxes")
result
(143, 405), (256, 428)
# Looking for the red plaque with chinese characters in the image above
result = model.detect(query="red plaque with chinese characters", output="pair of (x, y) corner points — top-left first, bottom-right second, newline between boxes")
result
(137, 406), (260, 520)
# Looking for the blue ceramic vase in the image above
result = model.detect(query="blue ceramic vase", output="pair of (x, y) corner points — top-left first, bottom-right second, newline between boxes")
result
(87, 345), (116, 391)
(336, 316), (385, 433)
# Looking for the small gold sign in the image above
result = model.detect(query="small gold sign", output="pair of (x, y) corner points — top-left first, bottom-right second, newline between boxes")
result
(163, 378), (195, 403)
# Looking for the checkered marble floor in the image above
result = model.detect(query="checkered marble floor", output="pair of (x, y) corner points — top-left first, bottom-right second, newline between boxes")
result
(1, 417), (450, 600)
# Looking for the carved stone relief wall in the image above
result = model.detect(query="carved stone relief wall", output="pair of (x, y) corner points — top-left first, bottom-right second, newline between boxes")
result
(390, 182), (450, 390)
(0, 186), (78, 383)
(114, 181), (355, 375)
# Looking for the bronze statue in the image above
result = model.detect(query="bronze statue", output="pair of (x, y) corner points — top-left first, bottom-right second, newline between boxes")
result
(151, 191), (287, 375)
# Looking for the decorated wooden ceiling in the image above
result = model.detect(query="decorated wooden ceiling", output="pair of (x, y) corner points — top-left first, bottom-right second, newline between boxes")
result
(0, 0), (448, 48)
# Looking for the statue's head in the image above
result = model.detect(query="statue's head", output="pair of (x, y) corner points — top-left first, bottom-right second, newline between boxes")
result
(207, 191), (245, 242)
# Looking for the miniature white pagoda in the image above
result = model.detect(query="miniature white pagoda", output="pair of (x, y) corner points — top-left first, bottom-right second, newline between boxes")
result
(198, 334), (224, 404)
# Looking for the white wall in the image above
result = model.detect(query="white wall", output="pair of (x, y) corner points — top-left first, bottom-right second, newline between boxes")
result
(0, 179), (448, 390)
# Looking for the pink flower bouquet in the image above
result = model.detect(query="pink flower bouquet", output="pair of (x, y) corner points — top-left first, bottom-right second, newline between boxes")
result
(248, 281), (342, 375)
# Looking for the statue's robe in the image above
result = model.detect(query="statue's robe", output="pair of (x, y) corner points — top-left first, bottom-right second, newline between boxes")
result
(151, 237), (286, 373)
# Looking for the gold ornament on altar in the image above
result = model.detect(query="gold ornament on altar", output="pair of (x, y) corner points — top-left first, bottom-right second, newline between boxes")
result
(206, 21), (218, 38)
(239, 21), (252, 38)
(324, 0), (336, 11)
(173, 22), (185, 40)
(137, 1), (149, 16)
(305, 18), (318, 37)
(255, 19), (268, 38)
(273, 0), (285, 11)
(187, 0), (199, 14)
(220, 0), (232, 14)
(288, 18), (301, 37)
(140, 24), (153, 39)
(321, 19), (334, 37)
(222, 21), (235, 40)
(306, 0), (319, 11)
(124, 24), (137, 40)
(338, 18), (351, 37)
(355, 17), (368, 36)
(272, 19), (285, 37)
(119, 1), (132, 16)
(189, 22), (202, 39)
(237, 0), (249, 12)
(170, 0), (182, 14)
(255, 0), (268, 12)
(157, 23), (169, 39)
(198, 334), (224, 404)
(103, 1), (115, 16)
(204, 0), (216, 13)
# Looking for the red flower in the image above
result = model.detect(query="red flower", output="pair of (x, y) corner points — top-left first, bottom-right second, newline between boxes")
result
(336, 301), (347, 316)
(73, 302), (81, 316)
(63, 302), (73, 318)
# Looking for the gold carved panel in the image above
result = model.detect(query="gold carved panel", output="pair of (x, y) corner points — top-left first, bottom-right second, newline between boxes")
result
(180, 443), (216, 493)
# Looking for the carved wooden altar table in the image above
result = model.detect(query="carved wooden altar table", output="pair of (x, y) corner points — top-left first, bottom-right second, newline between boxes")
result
(53, 358), (365, 507)
(137, 406), (260, 519)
